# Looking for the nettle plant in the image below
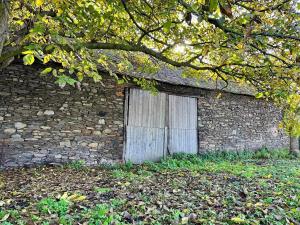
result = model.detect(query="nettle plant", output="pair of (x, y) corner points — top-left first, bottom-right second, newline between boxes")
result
(0, 0), (299, 150)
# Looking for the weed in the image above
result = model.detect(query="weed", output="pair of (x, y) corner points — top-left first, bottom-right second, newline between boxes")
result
(82, 204), (122, 224)
(121, 161), (133, 170)
(94, 187), (111, 194)
(110, 198), (126, 208)
(59, 215), (74, 225)
(67, 160), (86, 170)
(254, 148), (271, 159)
(112, 169), (136, 180)
(1, 222), (14, 225)
(162, 209), (184, 223)
(41, 222), (50, 225)
(37, 198), (70, 216)
(30, 215), (40, 222)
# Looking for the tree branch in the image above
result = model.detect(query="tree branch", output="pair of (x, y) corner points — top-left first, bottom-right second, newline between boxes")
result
(83, 42), (213, 70)
(121, 0), (171, 46)
(178, 0), (300, 42)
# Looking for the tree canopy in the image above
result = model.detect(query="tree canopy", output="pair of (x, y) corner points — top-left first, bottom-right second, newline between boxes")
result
(0, 0), (299, 139)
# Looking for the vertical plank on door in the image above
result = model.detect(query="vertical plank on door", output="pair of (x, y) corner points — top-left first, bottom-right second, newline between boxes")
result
(168, 95), (198, 154)
(125, 89), (166, 163)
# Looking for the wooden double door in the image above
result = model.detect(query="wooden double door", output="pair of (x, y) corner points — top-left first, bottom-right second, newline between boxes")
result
(124, 89), (198, 163)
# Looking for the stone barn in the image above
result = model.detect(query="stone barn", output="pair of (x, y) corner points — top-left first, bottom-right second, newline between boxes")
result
(0, 62), (289, 168)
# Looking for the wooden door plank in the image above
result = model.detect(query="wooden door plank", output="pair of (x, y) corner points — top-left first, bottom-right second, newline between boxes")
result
(125, 89), (166, 163)
(168, 95), (198, 154)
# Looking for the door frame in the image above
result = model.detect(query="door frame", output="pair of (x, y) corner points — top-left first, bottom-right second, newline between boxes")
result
(122, 88), (129, 162)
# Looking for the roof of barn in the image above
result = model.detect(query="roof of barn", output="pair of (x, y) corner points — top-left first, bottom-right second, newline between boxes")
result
(122, 66), (256, 96)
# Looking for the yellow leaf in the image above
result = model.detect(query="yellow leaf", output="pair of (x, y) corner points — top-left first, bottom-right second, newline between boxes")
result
(231, 217), (246, 224)
(263, 174), (272, 179)
(61, 192), (69, 199)
(36, 0), (44, 7)
(124, 182), (131, 186)
(183, 208), (189, 214)
(216, 92), (222, 99)
(43, 55), (52, 64)
(237, 42), (244, 49)
(57, 8), (63, 16)
(73, 195), (87, 202)
(181, 217), (189, 224)
(254, 202), (263, 207)
(67, 194), (87, 202)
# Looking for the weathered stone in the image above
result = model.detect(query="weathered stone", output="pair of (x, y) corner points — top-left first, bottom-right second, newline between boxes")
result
(14, 122), (27, 129)
(40, 126), (51, 130)
(73, 130), (81, 133)
(98, 143), (105, 148)
(0, 116), (3, 121)
(80, 142), (88, 147)
(44, 110), (55, 115)
(98, 119), (105, 125)
(93, 131), (102, 135)
(11, 134), (24, 142)
(0, 92), (10, 96)
(103, 129), (112, 134)
(34, 153), (46, 158)
(37, 111), (43, 116)
(25, 138), (38, 141)
(4, 128), (16, 134)
(54, 154), (62, 159)
(88, 143), (98, 148)
(60, 140), (71, 147)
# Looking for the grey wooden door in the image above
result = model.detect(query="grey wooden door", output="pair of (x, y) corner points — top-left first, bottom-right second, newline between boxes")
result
(124, 89), (167, 163)
(168, 95), (198, 154)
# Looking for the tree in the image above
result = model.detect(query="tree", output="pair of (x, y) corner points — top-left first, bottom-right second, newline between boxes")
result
(1, 0), (300, 153)
(0, 0), (8, 57)
(280, 93), (300, 156)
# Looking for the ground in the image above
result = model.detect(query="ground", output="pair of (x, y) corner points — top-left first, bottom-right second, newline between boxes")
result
(0, 152), (299, 225)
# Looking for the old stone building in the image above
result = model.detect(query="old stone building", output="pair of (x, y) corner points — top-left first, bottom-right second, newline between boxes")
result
(0, 63), (289, 168)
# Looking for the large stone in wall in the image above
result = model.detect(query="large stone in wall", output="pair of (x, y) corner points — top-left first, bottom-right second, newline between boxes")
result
(44, 110), (55, 115)
(4, 128), (16, 134)
(14, 122), (27, 129)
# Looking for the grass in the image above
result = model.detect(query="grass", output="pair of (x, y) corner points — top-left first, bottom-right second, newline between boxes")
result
(0, 148), (299, 224)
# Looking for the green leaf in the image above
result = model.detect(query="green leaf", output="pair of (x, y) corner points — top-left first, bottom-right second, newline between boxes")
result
(30, 23), (46, 34)
(163, 21), (173, 33)
(55, 75), (77, 88)
(23, 54), (35, 65)
(22, 50), (35, 55)
(209, 0), (219, 13)
(117, 79), (125, 85)
(41, 67), (53, 75)
(255, 92), (264, 99)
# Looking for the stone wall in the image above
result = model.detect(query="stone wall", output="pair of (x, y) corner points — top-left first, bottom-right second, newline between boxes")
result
(0, 64), (125, 168)
(0, 63), (289, 168)
(197, 91), (289, 151)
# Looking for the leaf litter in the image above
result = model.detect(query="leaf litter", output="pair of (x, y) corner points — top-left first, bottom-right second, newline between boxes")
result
(0, 159), (299, 224)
